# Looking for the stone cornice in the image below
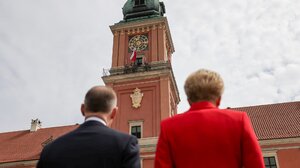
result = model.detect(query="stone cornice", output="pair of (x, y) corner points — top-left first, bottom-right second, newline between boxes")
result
(102, 67), (171, 84)
(137, 137), (300, 153)
(102, 62), (180, 104)
(262, 145), (300, 152)
(259, 137), (300, 146)
(139, 137), (158, 153)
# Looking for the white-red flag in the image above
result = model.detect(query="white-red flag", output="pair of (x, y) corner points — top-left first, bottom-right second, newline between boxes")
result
(130, 49), (137, 62)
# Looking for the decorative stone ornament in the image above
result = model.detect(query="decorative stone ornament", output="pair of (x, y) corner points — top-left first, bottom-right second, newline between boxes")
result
(130, 88), (144, 108)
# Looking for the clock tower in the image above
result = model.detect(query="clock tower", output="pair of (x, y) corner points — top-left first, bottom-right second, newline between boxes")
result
(102, 0), (179, 167)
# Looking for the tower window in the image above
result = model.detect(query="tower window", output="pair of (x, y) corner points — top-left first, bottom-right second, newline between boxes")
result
(129, 121), (143, 139)
(264, 156), (277, 168)
(136, 57), (143, 66)
(131, 126), (141, 138)
(134, 0), (145, 6)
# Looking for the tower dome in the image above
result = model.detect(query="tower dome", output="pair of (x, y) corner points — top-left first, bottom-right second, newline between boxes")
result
(122, 0), (166, 21)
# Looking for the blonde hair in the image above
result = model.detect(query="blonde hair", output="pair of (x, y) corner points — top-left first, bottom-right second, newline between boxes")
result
(184, 69), (224, 103)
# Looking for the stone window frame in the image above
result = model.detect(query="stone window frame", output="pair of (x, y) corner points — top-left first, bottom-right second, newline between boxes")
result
(135, 55), (144, 66)
(129, 120), (144, 139)
(263, 151), (280, 168)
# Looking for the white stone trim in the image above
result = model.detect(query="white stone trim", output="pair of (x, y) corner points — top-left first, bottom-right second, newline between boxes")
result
(262, 145), (300, 151)
(0, 160), (37, 167)
(259, 137), (300, 146)
(140, 154), (155, 159)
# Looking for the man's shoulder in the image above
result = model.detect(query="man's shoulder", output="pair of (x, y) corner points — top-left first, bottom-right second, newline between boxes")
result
(82, 121), (136, 141)
(42, 123), (137, 152)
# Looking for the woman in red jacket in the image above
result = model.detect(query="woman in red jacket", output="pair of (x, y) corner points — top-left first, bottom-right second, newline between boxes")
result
(155, 69), (264, 168)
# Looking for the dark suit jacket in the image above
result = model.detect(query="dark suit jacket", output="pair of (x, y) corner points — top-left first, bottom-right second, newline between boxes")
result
(155, 101), (264, 168)
(37, 120), (140, 168)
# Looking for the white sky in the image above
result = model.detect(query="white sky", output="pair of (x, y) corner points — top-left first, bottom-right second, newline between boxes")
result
(0, 0), (299, 133)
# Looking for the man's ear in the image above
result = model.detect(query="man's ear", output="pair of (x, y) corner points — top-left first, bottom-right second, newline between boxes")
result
(107, 107), (118, 127)
(110, 107), (118, 120)
(216, 97), (221, 107)
(81, 104), (85, 116)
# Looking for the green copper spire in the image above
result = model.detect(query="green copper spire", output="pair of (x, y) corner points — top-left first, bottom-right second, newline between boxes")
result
(122, 0), (166, 22)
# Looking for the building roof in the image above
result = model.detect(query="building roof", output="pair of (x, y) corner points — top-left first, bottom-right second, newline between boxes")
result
(0, 125), (78, 164)
(0, 102), (299, 164)
(232, 101), (300, 140)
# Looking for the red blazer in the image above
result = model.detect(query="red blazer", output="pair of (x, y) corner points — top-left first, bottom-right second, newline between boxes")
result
(155, 101), (264, 168)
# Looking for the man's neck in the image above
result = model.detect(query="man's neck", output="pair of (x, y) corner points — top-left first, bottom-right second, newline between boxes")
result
(85, 116), (107, 126)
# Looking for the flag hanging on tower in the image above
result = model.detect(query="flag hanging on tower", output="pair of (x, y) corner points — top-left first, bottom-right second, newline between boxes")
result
(130, 49), (137, 62)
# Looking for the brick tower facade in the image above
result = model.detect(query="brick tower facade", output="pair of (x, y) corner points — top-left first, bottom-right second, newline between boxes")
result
(102, 0), (180, 167)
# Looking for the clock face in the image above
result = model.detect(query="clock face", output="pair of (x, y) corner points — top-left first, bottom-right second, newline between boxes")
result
(128, 35), (148, 51)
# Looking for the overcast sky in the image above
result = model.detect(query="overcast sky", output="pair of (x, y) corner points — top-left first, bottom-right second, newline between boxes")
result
(0, 0), (299, 133)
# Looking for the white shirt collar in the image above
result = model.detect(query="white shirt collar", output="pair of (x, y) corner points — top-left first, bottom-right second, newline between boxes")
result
(85, 117), (107, 126)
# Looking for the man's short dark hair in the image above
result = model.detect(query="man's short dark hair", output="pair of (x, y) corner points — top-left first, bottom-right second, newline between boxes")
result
(84, 86), (116, 113)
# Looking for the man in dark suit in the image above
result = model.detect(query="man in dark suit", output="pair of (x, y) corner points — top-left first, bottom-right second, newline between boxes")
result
(37, 86), (140, 168)
(155, 69), (265, 168)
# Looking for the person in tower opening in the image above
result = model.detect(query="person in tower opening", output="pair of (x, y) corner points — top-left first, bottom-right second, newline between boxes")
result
(37, 86), (141, 168)
(155, 69), (265, 168)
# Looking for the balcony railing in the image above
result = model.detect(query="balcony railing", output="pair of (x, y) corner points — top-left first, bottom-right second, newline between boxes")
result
(102, 61), (172, 77)
(124, 63), (151, 74)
